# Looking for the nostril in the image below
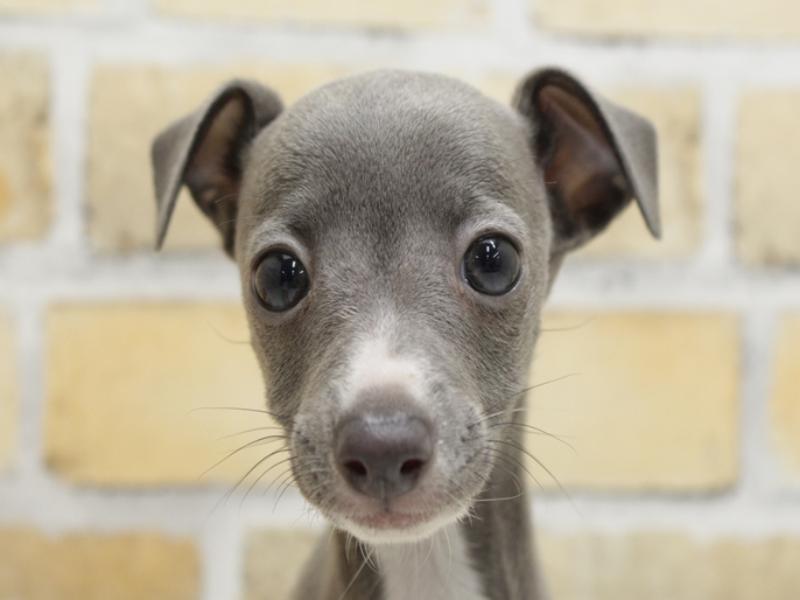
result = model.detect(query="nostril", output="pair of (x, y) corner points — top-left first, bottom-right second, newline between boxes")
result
(343, 459), (368, 478)
(399, 458), (425, 477)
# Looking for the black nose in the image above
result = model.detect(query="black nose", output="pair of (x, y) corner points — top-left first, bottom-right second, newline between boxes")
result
(335, 405), (434, 501)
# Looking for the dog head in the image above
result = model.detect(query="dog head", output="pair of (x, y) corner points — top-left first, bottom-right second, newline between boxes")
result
(152, 69), (658, 543)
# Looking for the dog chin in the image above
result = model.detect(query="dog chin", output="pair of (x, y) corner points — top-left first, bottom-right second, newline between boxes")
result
(333, 504), (471, 546)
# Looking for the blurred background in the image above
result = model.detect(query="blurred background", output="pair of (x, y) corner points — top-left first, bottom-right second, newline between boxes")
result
(1, 0), (799, 598)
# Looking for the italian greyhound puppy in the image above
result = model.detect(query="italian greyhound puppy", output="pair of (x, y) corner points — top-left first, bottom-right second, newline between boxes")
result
(151, 68), (659, 599)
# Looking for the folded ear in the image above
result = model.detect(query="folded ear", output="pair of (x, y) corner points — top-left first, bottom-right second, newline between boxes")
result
(151, 80), (283, 256)
(513, 68), (660, 254)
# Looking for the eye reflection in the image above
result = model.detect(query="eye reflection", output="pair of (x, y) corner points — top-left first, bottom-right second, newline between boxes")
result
(252, 250), (310, 311)
(463, 235), (521, 296)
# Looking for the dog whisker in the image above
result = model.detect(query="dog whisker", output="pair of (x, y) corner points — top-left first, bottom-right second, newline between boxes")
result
(486, 421), (576, 452)
(205, 321), (253, 346)
(189, 405), (282, 419)
(216, 426), (287, 441)
(211, 446), (290, 512)
(199, 435), (288, 479)
(240, 454), (294, 507)
(469, 372), (579, 428)
(337, 544), (371, 600)
(487, 445), (545, 492)
(489, 438), (576, 509)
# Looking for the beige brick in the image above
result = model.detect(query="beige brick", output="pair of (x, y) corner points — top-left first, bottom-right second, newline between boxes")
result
(0, 528), (198, 599)
(533, 0), (800, 39)
(0, 311), (17, 469)
(154, 0), (488, 29)
(45, 303), (289, 486)
(88, 64), (357, 252)
(541, 532), (800, 600)
(525, 312), (739, 490)
(0, 53), (51, 241)
(479, 76), (702, 259)
(771, 315), (800, 477)
(244, 529), (318, 600)
(736, 91), (800, 265)
(0, 0), (95, 13)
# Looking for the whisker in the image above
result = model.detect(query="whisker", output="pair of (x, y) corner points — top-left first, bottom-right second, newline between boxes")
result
(240, 455), (294, 507)
(539, 317), (594, 333)
(273, 470), (298, 511)
(490, 438), (573, 504)
(199, 435), (287, 479)
(486, 422), (576, 452)
(216, 426), (287, 441)
(338, 545), (372, 600)
(189, 406), (281, 419)
(258, 459), (296, 497)
(205, 321), (252, 346)
(487, 446), (545, 492)
(471, 372), (579, 427)
(212, 446), (289, 512)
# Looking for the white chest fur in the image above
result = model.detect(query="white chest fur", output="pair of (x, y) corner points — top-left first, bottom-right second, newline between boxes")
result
(373, 525), (487, 600)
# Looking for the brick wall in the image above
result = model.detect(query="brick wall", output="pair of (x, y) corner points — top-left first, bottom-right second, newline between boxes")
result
(1, 0), (799, 598)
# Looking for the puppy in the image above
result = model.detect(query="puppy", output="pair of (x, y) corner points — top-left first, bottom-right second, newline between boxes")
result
(152, 68), (658, 599)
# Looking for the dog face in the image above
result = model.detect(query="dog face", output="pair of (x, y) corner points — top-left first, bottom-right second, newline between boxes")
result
(152, 69), (658, 543)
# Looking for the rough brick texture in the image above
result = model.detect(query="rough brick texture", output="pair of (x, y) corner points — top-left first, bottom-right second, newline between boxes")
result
(0, 52), (50, 242)
(44, 303), (285, 486)
(771, 315), (800, 477)
(527, 312), (739, 490)
(736, 90), (800, 265)
(0, 311), (16, 469)
(533, 0), (800, 39)
(154, 0), (489, 29)
(0, 529), (198, 599)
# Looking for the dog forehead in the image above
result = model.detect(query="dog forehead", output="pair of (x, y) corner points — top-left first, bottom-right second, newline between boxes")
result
(236, 70), (548, 264)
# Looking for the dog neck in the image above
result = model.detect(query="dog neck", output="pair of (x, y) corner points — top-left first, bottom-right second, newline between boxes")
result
(316, 435), (543, 600)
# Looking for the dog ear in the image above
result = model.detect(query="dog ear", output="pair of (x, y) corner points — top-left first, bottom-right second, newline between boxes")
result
(151, 80), (283, 256)
(513, 68), (660, 253)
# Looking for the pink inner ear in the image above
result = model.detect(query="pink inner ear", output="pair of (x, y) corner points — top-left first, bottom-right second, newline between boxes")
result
(185, 96), (248, 208)
(537, 84), (627, 218)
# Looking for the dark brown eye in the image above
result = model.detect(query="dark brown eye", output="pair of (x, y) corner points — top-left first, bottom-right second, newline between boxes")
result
(463, 235), (521, 296)
(252, 251), (309, 311)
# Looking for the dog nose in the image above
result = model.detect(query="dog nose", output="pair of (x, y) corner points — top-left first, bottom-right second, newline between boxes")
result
(335, 406), (434, 501)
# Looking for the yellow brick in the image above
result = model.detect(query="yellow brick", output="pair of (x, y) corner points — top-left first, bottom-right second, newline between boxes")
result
(244, 529), (318, 600)
(541, 532), (800, 600)
(0, 529), (198, 599)
(88, 64), (357, 252)
(525, 312), (739, 490)
(154, 0), (488, 29)
(0, 52), (51, 241)
(771, 315), (800, 476)
(479, 76), (702, 259)
(736, 91), (800, 265)
(532, 0), (800, 39)
(0, 0), (95, 12)
(0, 311), (17, 468)
(45, 303), (289, 486)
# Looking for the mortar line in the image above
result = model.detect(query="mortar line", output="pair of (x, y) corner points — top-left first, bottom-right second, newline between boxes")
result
(697, 74), (737, 267)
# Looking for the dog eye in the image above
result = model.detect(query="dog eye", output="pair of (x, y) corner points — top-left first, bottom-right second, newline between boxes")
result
(463, 235), (521, 295)
(252, 250), (309, 311)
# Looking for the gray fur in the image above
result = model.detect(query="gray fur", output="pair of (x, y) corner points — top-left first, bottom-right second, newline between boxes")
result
(151, 67), (659, 599)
